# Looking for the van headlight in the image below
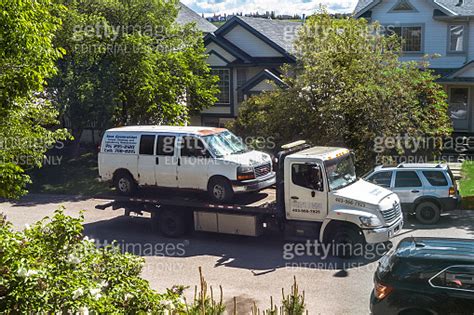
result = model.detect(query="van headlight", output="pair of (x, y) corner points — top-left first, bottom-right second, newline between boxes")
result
(359, 216), (383, 228)
(237, 166), (255, 181)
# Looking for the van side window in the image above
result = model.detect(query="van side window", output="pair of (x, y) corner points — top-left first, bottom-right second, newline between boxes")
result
(367, 171), (392, 188)
(423, 171), (448, 186)
(430, 266), (474, 291)
(156, 136), (176, 156)
(395, 171), (422, 188)
(180, 136), (207, 157)
(139, 135), (155, 155)
(292, 163), (323, 191)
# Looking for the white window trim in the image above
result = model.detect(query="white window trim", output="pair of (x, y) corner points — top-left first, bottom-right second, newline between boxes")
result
(447, 23), (468, 54)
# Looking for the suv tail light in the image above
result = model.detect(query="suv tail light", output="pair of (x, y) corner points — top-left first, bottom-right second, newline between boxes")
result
(374, 282), (393, 300)
(449, 186), (455, 196)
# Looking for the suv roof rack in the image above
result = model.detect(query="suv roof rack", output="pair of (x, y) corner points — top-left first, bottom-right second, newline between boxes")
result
(396, 162), (447, 169)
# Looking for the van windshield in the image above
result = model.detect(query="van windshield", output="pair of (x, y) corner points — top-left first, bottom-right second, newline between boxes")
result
(324, 154), (357, 190)
(202, 131), (249, 157)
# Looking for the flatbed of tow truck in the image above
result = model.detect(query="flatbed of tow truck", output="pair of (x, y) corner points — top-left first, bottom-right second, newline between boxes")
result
(95, 188), (278, 215)
(94, 188), (280, 238)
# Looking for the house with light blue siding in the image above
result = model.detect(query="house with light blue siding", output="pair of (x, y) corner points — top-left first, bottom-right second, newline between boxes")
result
(192, 16), (302, 127)
(355, 0), (474, 133)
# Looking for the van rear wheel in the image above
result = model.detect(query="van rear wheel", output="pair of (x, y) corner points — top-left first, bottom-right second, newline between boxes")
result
(207, 177), (234, 203)
(114, 172), (137, 196)
(415, 201), (440, 225)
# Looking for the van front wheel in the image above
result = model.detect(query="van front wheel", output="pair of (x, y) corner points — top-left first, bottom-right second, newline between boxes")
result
(207, 177), (234, 203)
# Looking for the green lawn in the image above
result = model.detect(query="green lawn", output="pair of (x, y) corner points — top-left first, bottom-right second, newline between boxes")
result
(459, 161), (474, 198)
(28, 152), (111, 196)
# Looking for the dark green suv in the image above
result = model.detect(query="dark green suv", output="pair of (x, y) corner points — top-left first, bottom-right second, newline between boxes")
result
(371, 237), (474, 315)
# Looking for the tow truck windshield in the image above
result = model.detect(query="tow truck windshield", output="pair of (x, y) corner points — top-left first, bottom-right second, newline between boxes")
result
(324, 154), (357, 190)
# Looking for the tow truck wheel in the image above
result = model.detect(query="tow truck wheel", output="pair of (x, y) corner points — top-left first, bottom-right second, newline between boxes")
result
(328, 225), (365, 259)
(114, 171), (137, 196)
(207, 177), (234, 203)
(415, 201), (440, 225)
(157, 209), (187, 238)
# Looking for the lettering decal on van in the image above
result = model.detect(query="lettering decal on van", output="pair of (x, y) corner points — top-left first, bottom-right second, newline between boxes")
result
(103, 134), (138, 154)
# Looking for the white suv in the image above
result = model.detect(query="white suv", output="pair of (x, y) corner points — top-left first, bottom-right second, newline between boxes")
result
(364, 163), (460, 224)
(98, 126), (275, 202)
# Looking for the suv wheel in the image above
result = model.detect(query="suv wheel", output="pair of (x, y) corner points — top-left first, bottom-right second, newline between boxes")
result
(114, 172), (137, 196)
(415, 201), (440, 225)
(207, 177), (234, 203)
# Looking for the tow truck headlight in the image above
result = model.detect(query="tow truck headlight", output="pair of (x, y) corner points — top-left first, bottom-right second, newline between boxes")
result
(359, 216), (382, 228)
(237, 166), (255, 181)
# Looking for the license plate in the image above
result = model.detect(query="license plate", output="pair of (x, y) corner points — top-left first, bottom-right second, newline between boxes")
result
(389, 223), (401, 238)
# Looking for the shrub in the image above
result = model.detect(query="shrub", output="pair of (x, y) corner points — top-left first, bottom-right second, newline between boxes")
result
(0, 208), (185, 313)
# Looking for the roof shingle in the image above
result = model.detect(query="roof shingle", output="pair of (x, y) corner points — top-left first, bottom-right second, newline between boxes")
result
(236, 16), (303, 53)
(176, 2), (217, 33)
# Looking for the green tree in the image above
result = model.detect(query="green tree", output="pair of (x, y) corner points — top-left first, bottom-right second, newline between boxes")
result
(50, 0), (218, 149)
(0, 0), (69, 199)
(232, 12), (452, 171)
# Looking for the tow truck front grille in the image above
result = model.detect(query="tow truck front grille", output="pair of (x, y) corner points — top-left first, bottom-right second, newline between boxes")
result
(381, 202), (402, 223)
(255, 163), (271, 178)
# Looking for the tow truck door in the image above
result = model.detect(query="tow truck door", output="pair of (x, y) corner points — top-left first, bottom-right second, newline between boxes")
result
(287, 162), (327, 221)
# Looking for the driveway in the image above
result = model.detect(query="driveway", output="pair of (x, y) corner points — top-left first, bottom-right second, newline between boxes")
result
(1, 194), (473, 314)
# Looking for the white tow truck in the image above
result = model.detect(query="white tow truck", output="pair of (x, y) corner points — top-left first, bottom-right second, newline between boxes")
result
(96, 141), (404, 255)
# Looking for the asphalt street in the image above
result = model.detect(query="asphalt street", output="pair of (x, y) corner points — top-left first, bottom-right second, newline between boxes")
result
(1, 194), (473, 314)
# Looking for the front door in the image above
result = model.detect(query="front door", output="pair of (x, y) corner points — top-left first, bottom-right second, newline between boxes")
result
(155, 135), (178, 188)
(448, 86), (471, 132)
(177, 136), (209, 190)
(137, 134), (156, 185)
(287, 162), (327, 222)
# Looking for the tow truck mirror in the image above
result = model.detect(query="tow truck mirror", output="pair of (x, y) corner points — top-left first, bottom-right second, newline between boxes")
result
(310, 165), (323, 191)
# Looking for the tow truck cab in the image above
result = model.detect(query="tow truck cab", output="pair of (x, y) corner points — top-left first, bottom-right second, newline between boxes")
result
(278, 142), (403, 244)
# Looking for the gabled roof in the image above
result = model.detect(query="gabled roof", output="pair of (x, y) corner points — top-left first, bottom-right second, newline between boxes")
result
(176, 2), (217, 33)
(238, 69), (286, 93)
(214, 16), (303, 57)
(354, 0), (474, 17)
(435, 60), (474, 82)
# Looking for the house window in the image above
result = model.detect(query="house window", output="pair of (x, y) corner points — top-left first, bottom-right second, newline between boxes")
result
(211, 68), (231, 104)
(449, 87), (469, 121)
(236, 68), (248, 103)
(448, 25), (465, 53)
(389, 26), (422, 53)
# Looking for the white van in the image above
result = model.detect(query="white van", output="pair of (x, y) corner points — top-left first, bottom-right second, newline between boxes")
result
(98, 126), (276, 202)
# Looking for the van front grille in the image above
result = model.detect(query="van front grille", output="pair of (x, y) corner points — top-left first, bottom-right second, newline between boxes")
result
(381, 202), (402, 223)
(255, 163), (271, 177)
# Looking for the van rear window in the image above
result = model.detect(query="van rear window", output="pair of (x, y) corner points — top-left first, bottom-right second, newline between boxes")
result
(422, 171), (448, 186)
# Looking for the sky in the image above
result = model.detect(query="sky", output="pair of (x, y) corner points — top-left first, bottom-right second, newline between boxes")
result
(181, 0), (359, 16)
